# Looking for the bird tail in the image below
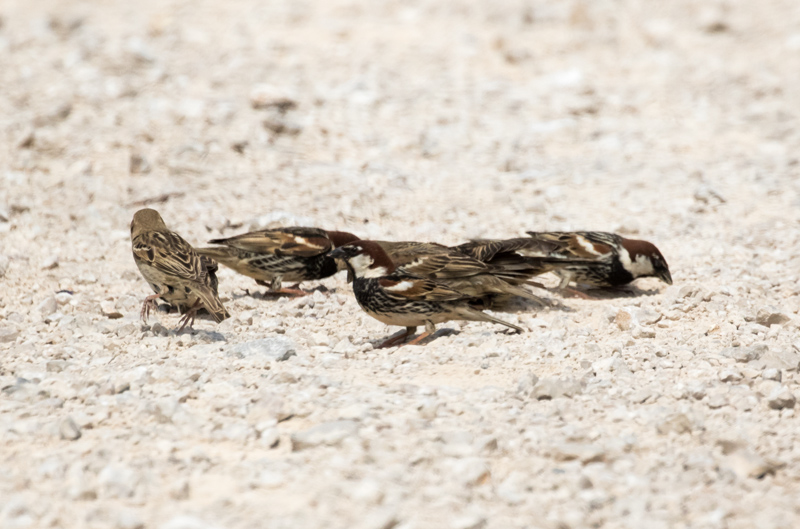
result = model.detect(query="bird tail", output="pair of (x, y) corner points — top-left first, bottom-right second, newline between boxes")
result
(195, 247), (241, 270)
(194, 283), (230, 323)
(457, 306), (524, 333)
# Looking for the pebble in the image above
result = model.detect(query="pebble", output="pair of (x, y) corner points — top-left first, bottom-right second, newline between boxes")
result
(548, 443), (607, 464)
(718, 368), (743, 383)
(756, 306), (791, 327)
(656, 413), (693, 435)
(98, 463), (138, 498)
(59, 416), (82, 440)
(227, 337), (297, 361)
(0, 324), (20, 343)
(291, 420), (359, 451)
(38, 295), (58, 316)
(767, 386), (796, 410)
(531, 377), (583, 400)
(763, 368), (782, 382)
(720, 344), (767, 363)
(101, 300), (124, 319)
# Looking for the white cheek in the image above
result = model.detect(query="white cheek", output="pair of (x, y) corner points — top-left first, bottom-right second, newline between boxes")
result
(385, 280), (414, 292)
(349, 253), (388, 278)
(362, 266), (388, 278)
(630, 255), (655, 277)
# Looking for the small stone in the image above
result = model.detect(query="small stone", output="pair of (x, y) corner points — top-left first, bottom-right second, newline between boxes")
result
(116, 322), (137, 338)
(46, 360), (68, 373)
(42, 255), (59, 270)
(516, 372), (539, 396)
(38, 296), (58, 316)
(98, 464), (137, 498)
(116, 509), (144, 529)
(719, 442), (778, 479)
(291, 420), (359, 451)
(451, 514), (487, 529)
(448, 457), (491, 487)
(763, 368), (782, 382)
(55, 291), (73, 305)
(707, 394), (728, 409)
(718, 368), (743, 383)
(332, 337), (358, 355)
(615, 309), (633, 330)
(101, 300), (124, 319)
(549, 443), (606, 464)
(258, 427), (280, 448)
(130, 153), (151, 174)
(767, 386), (796, 410)
(721, 344), (767, 363)
(168, 479), (191, 500)
(635, 308), (662, 325)
(632, 326), (656, 339)
(59, 416), (82, 440)
(249, 84), (297, 111)
(0, 324), (20, 343)
(757, 348), (800, 372)
(151, 322), (169, 336)
(656, 413), (692, 435)
(531, 377), (582, 400)
(756, 306), (791, 327)
(228, 337), (297, 361)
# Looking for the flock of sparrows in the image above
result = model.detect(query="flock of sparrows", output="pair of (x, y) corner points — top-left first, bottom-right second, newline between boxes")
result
(131, 208), (673, 347)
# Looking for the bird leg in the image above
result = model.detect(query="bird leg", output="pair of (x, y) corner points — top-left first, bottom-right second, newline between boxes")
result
(177, 300), (201, 331)
(259, 278), (308, 297)
(140, 293), (162, 323)
(262, 286), (309, 297)
(377, 326), (416, 349)
(403, 321), (437, 347)
(404, 332), (433, 347)
(560, 287), (596, 299)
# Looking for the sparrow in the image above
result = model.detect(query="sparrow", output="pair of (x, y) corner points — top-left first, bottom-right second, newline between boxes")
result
(131, 208), (230, 330)
(330, 240), (524, 348)
(453, 237), (591, 287)
(523, 231), (673, 290)
(374, 240), (549, 307)
(196, 227), (360, 296)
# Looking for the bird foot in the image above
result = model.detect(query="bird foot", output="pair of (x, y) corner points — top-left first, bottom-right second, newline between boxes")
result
(177, 301), (201, 331)
(263, 287), (309, 297)
(403, 331), (433, 347)
(140, 294), (162, 323)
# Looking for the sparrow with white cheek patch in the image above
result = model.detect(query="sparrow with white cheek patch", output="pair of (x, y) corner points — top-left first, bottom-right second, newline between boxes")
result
(196, 227), (360, 296)
(373, 240), (550, 307)
(524, 231), (673, 291)
(131, 209), (230, 330)
(330, 241), (524, 348)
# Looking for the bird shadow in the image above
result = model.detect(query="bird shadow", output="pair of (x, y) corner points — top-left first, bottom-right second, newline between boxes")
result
(232, 284), (331, 300)
(564, 285), (664, 300)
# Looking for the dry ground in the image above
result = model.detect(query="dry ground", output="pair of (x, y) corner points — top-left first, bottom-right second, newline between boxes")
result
(1, 1), (800, 528)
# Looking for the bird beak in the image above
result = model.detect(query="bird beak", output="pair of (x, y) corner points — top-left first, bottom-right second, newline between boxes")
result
(660, 269), (673, 285)
(328, 247), (345, 260)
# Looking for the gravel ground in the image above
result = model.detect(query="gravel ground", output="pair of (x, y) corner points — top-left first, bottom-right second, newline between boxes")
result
(2, 1), (800, 528)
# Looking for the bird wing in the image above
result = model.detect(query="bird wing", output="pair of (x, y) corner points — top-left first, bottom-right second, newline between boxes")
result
(525, 232), (618, 260)
(133, 231), (209, 283)
(378, 276), (470, 302)
(208, 227), (333, 257)
(378, 241), (490, 279)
